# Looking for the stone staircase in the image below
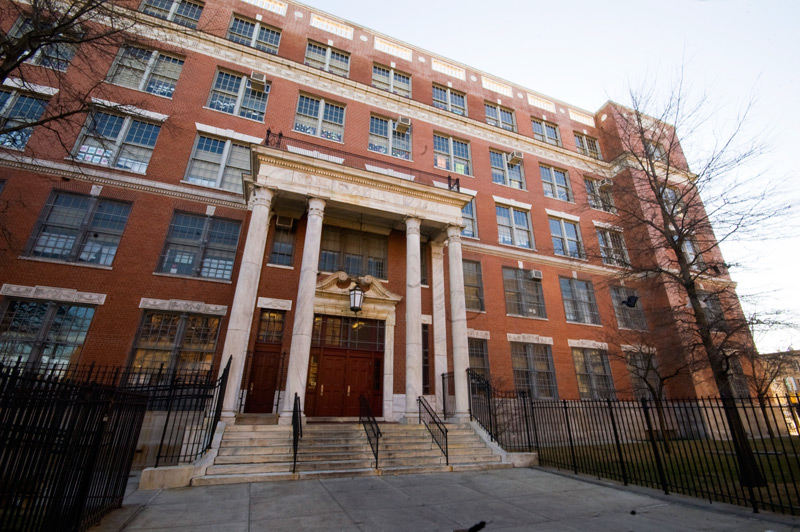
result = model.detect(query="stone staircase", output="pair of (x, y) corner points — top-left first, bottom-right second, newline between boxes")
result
(192, 421), (510, 486)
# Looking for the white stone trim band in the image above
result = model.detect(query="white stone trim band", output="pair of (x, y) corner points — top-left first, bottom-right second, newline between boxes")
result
(568, 339), (609, 350)
(257, 297), (293, 311)
(195, 123), (264, 144)
(139, 297), (227, 315)
(1, 284), (106, 305)
(507, 333), (553, 345)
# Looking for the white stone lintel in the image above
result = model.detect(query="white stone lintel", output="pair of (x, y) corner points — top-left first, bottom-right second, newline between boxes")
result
(91, 98), (169, 121)
(1, 284), (106, 305)
(139, 297), (228, 315)
(195, 123), (263, 144)
(421, 314), (432, 325)
(507, 333), (553, 345)
(593, 220), (623, 231)
(4, 78), (59, 96)
(466, 328), (490, 340)
(545, 209), (580, 222)
(568, 339), (609, 350)
(621, 344), (657, 354)
(494, 195), (532, 211)
(257, 297), (293, 311)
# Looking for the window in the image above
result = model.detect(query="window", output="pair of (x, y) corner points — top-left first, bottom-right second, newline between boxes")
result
(420, 241), (429, 286)
(157, 212), (241, 280)
(490, 150), (524, 189)
(549, 218), (584, 258)
(698, 291), (725, 328)
(433, 134), (471, 175)
(660, 187), (686, 215)
(368, 115), (411, 160)
(627, 351), (661, 399)
(130, 311), (220, 371)
(560, 277), (601, 325)
(0, 299), (95, 367)
(681, 237), (705, 269)
(573, 348), (615, 399)
(496, 205), (532, 249)
(141, 0), (203, 28)
(531, 118), (561, 146)
(304, 41), (350, 77)
(10, 18), (76, 71)
(372, 65), (411, 97)
(611, 286), (647, 330)
(468, 338), (489, 378)
(461, 198), (477, 238)
(584, 178), (615, 213)
(107, 46), (184, 98)
(597, 228), (628, 266)
(432, 84), (466, 116)
(257, 309), (285, 343)
(269, 221), (295, 267)
(727, 355), (750, 398)
(27, 191), (131, 266)
(208, 71), (269, 121)
(227, 16), (281, 54)
(74, 111), (161, 173)
(484, 102), (516, 131)
(0, 90), (47, 149)
(293, 95), (345, 142)
(645, 140), (666, 161)
(422, 323), (431, 394)
(463, 260), (484, 311)
(574, 132), (601, 159)
(318, 226), (388, 279)
(512, 343), (557, 399)
(540, 165), (572, 202)
(185, 135), (250, 194)
(503, 268), (546, 318)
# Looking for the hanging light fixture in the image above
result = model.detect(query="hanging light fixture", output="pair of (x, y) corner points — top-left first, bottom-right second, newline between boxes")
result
(349, 283), (365, 313)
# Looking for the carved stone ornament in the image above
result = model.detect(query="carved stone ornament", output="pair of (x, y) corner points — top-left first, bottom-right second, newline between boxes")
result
(568, 339), (609, 350)
(0, 284), (107, 305)
(139, 297), (228, 316)
(507, 333), (553, 345)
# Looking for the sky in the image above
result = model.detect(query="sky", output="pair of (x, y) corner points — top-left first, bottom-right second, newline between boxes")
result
(299, 0), (800, 352)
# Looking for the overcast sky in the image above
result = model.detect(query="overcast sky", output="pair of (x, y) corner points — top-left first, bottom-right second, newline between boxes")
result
(299, 0), (800, 352)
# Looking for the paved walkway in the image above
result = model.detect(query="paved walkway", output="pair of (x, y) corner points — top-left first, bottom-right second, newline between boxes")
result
(91, 468), (800, 531)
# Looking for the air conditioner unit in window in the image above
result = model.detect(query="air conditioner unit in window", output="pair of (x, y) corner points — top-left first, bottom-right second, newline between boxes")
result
(598, 178), (613, 189)
(507, 151), (524, 165)
(275, 215), (294, 229)
(249, 71), (267, 90)
(394, 116), (411, 134)
(527, 269), (543, 280)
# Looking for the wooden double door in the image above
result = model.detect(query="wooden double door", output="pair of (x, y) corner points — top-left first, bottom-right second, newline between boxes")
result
(244, 346), (283, 414)
(306, 347), (382, 417)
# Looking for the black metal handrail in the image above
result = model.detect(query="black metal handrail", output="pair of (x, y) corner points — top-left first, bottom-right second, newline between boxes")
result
(418, 396), (449, 465)
(291, 393), (302, 473)
(359, 395), (382, 469)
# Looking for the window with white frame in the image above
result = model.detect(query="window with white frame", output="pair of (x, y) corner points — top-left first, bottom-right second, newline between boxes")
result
(540, 165), (572, 201)
(549, 217), (584, 258)
(318, 226), (388, 279)
(597, 228), (628, 266)
(490, 150), (524, 189)
(293, 94), (345, 142)
(697, 291), (726, 329)
(368, 115), (411, 160)
(10, 18), (76, 71)
(512, 343), (557, 399)
(185, 135), (250, 194)
(681, 237), (705, 269)
(461, 198), (477, 238)
(74, 111), (161, 173)
(26, 191), (131, 266)
(157, 212), (241, 280)
(572, 347), (615, 399)
(626, 351), (662, 399)
(611, 286), (647, 330)
(574, 132), (601, 159)
(0, 90), (48, 149)
(107, 46), (184, 98)
(432, 84), (466, 116)
(208, 71), (269, 121)
(496, 205), (533, 249)
(433, 134), (471, 175)
(660, 186), (686, 215)
(257, 309), (285, 344)
(269, 221), (295, 267)
(304, 41), (350, 77)
(584, 178), (615, 212)
(484, 102), (516, 131)
(560, 277), (600, 325)
(372, 65), (411, 97)
(531, 118), (561, 146)
(503, 267), (546, 318)
(141, 0), (203, 28)
(463, 260), (484, 312)
(645, 140), (666, 161)
(468, 338), (489, 378)
(227, 15), (281, 54)
(130, 310), (220, 371)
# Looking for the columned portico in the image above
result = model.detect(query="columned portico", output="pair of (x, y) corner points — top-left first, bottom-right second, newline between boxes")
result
(404, 217), (422, 422)
(447, 225), (470, 420)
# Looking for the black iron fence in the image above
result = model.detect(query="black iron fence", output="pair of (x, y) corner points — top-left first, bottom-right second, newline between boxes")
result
(418, 396), (448, 465)
(441, 372), (455, 419)
(359, 394), (381, 469)
(291, 393), (302, 473)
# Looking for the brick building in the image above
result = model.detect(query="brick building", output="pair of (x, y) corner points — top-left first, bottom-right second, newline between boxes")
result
(0, 0), (741, 423)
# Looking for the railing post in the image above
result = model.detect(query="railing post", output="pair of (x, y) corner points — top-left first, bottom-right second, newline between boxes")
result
(641, 398), (669, 494)
(562, 400), (578, 474)
(154, 371), (178, 468)
(521, 391), (534, 452)
(607, 398), (628, 485)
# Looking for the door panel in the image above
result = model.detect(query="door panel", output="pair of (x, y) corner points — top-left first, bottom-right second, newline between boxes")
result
(245, 348), (281, 413)
(316, 353), (347, 417)
(343, 356), (374, 416)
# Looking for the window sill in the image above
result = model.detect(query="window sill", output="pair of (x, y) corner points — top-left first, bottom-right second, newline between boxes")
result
(434, 166), (472, 178)
(267, 263), (294, 270)
(466, 308), (486, 314)
(506, 314), (548, 321)
(367, 148), (414, 163)
(292, 129), (344, 145)
(0, 145), (25, 153)
(152, 272), (233, 284)
(492, 181), (527, 192)
(104, 80), (175, 101)
(498, 242), (537, 252)
(565, 320), (603, 327)
(202, 106), (265, 124)
(589, 206), (618, 215)
(554, 253), (588, 261)
(18, 256), (113, 270)
(67, 157), (148, 176)
(543, 196), (575, 205)
(180, 179), (243, 196)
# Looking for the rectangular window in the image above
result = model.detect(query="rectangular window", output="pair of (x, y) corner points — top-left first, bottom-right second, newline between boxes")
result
(503, 268), (546, 318)
(463, 260), (484, 311)
(468, 338), (489, 378)
(130, 311), (220, 371)
(433, 134), (471, 175)
(540, 165), (573, 202)
(584, 178), (615, 213)
(227, 16), (281, 54)
(485, 102), (516, 131)
(681, 237), (705, 269)
(432, 84), (466, 116)
(293, 94), (345, 142)
(157, 212), (241, 280)
(208, 70), (269, 121)
(461, 198), (477, 238)
(74, 111), (161, 173)
(420, 241), (429, 286)
(319, 226), (388, 279)
(512, 343), (557, 399)
(185, 135), (250, 194)
(372, 64), (411, 97)
(422, 323), (431, 395)
(10, 18), (76, 71)
(531, 118), (561, 146)
(660, 187), (686, 215)
(141, 0), (204, 28)
(645, 140), (666, 161)
(107, 46), (184, 98)
(573, 348), (615, 399)
(549, 218), (584, 258)
(27, 191), (131, 266)
(368, 115), (411, 160)
(574, 132), (601, 159)
(269, 221), (295, 266)
(257, 309), (285, 343)
(627, 351), (662, 399)
(560, 277), (601, 325)
(305, 41), (350, 77)
(496, 205), (532, 249)
(489, 150), (524, 189)
(611, 286), (647, 330)
(698, 291), (726, 329)
(0, 299), (95, 367)
(0, 90), (48, 149)
(597, 228), (628, 266)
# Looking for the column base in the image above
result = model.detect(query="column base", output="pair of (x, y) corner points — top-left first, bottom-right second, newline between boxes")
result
(446, 413), (471, 424)
(401, 414), (420, 424)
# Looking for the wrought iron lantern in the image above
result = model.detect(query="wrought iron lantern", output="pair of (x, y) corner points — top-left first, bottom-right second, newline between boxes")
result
(349, 284), (365, 312)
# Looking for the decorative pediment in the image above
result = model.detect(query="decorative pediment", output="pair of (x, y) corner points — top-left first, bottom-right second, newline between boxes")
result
(315, 271), (402, 303)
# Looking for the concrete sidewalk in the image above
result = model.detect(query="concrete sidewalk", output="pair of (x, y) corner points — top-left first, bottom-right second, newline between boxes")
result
(91, 468), (800, 531)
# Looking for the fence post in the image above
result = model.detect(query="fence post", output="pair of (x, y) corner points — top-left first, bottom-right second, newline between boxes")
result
(154, 372), (178, 468)
(562, 400), (578, 474)
(521, 391), (534, 452)
(641, 398), (669, 494)
(607, 398), (628, 485)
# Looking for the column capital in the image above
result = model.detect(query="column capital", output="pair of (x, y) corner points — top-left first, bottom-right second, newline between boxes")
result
(405, 216), (421, 235)
(446, 225), (462, 244)
(308, 197), (326, 217)
(250, 186), (275, 208)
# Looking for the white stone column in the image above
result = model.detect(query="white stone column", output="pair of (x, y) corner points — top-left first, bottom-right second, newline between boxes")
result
(219, 186), (274, 418)
(382, 315), (395, 421)
(279, 197), (326, 421)
(404, 217), (422, 422)
(447, 225), (470, 421)
(431, 242), (448, 414)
